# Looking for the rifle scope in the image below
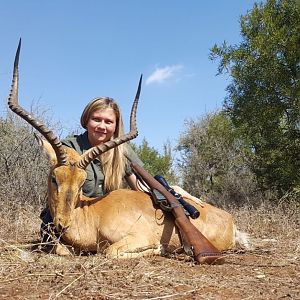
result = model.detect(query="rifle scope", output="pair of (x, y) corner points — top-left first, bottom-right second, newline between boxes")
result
(154, 175), (200, 219)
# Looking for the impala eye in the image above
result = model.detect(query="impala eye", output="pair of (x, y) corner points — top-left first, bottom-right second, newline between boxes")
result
(51, 174), (57, 186)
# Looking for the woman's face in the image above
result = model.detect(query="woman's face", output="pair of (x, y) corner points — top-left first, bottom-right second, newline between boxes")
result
(86, 108), (117, 146)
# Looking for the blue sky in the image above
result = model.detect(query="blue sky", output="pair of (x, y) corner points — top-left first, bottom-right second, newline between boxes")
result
(0, 1), (258, 152)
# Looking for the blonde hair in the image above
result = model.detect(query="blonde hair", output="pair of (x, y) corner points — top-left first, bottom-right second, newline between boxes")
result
(81, 97), (128, 192)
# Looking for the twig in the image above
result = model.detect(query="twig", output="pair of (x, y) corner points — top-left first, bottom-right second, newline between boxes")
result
(141, 289), (196, 300)
(0, 237), (45, 249)
(0, 272), (82, 284)
(54, 273), (84, 298)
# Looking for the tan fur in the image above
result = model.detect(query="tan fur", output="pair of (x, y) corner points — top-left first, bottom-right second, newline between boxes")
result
(42, 140), (237, 258)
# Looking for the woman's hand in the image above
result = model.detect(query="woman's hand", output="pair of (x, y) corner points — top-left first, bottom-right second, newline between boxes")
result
(126, 173), (150, 192)
(171, 185), (205, 207)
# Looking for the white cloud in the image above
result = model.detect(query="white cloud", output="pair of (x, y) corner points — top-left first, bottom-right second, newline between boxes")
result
(146, 64), (183, 85)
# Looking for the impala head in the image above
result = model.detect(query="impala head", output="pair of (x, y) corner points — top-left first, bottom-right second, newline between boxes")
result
(8, 39), (142, 232)
(49, 164), (87, 231)
(38, 138), (87, 230)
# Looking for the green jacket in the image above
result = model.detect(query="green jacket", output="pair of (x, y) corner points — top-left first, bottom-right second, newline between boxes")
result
(62, 131), (143, 198)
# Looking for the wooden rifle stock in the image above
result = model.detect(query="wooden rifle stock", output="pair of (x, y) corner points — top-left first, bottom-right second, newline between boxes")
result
(131, 162), (224, 265)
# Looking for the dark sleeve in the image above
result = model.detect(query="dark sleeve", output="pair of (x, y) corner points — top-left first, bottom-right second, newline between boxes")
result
(61, 135), (104, 197)
(124, 144), (144, 177)
(62, 137), (82, 154)
(62, 139), (72, 148)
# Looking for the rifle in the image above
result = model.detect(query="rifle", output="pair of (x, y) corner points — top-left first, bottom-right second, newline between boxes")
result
(131, 162), (224, 265)
(154, 175), (200, 219)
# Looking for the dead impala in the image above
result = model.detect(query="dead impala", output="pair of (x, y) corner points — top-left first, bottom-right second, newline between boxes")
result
(7, 40), (249, 259)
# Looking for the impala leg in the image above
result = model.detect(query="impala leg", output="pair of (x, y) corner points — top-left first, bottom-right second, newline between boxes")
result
(40, 225), (74, 256)
(105, 235), (162, 259)
(40, 207), (74, 256)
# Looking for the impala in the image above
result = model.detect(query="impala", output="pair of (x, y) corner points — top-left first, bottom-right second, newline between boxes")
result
(8, 40), (248, 259)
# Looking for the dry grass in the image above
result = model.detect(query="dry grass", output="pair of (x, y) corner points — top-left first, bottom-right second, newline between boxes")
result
(0, 201), (299, 300)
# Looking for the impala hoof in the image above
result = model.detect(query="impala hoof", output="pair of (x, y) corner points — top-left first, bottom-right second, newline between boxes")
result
(55, 244), (73, 256)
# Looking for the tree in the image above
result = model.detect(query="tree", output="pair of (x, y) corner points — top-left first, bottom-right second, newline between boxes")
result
(131, 139), (177, 184)
(0, 102), (63, 209)
(0, 114), (49, 209)
(177, 111), (258, 206)
(210, 0), (300, 194)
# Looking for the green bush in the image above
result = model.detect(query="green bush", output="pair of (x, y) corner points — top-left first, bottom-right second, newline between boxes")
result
(177, 111), (262, 206)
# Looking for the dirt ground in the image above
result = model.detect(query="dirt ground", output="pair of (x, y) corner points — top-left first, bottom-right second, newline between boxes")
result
(0, 205), (299, 300)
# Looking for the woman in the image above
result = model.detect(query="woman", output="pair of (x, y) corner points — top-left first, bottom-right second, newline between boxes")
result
(63, 96), (144, 197)
(40, 97), (144, 244)
(40, 96), (203, 245)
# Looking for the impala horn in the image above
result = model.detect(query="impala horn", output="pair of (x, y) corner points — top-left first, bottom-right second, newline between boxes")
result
(8, 39), (67, 166)
(77, 74), (142, 169)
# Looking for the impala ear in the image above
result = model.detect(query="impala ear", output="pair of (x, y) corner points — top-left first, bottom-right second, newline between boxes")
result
(34, 133), (58, 166)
